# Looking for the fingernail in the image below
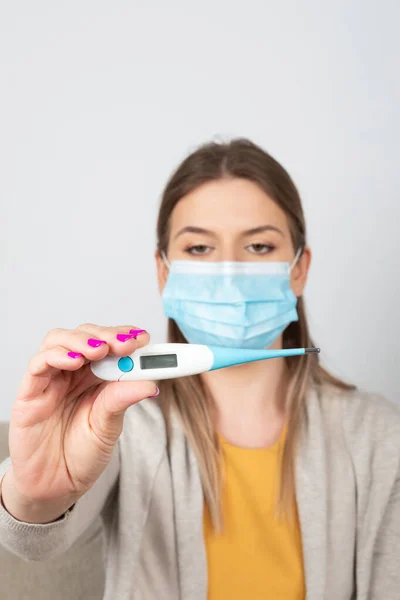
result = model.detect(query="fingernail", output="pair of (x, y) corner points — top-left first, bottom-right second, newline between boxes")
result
(68, 351), (83, 359)
(116, 333), (137, 342)
(129, 329), (147, 337)
(149, 386), (160, 398)
(88, 338), (107, 348)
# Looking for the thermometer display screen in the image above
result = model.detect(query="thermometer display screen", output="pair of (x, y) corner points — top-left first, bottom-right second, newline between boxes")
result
(140, 354), (178, 370)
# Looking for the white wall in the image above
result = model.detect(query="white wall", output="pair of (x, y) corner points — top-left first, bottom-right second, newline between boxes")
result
(1, 1), (399, 419)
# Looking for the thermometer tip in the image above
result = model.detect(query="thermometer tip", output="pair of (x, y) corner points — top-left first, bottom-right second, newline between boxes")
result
(305, 347), (320, 354)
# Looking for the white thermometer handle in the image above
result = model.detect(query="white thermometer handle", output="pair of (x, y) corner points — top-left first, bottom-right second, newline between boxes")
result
(90, 343), (214, 381)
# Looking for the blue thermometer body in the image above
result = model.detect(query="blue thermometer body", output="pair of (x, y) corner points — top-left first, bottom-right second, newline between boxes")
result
(90, 343), (320, 381)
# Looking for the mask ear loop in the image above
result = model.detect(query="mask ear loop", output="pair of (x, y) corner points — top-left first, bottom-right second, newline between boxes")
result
(289, 247), (303, 273)
(160, 250), (171, 269)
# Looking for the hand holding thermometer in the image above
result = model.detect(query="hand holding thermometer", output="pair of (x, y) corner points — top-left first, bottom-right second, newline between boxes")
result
(90, 343), (320, 381)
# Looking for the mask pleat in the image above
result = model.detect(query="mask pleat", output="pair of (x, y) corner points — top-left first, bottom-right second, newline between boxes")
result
(161, 260), (299, 349)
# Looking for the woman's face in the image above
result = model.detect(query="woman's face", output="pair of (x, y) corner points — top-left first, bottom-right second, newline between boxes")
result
(156, 177), (311, 297)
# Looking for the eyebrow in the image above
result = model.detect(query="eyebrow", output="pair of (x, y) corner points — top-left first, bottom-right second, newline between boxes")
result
(173, 225), (284, 239)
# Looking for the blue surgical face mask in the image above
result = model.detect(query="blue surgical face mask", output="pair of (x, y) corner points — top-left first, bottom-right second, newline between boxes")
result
(161, 249), (301, 349)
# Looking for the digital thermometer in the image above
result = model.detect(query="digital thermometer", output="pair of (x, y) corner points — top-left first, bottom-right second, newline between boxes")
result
(90, 343), (320, 381)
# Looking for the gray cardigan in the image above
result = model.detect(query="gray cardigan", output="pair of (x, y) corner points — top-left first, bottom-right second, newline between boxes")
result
(0, 386), (399, 599)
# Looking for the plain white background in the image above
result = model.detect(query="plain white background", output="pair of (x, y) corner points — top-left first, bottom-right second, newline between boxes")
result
(0, 1), (399, 419)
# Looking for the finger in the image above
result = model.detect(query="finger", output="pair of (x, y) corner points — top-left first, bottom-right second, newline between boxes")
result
(29, 346), (91, 376)
(74, 324), (150, 357)
(17, 346), (90, 400)
(89, 380), (159, 443)
(39, 328), (111, 358)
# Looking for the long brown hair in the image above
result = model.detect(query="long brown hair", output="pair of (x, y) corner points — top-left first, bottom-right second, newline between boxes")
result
(156, 138), (354, 530)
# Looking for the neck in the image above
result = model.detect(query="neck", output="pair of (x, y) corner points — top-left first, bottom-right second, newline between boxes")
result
(200, 338), (289, 448)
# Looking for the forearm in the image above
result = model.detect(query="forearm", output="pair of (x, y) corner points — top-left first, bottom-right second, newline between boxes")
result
(0, 450), (119, 562)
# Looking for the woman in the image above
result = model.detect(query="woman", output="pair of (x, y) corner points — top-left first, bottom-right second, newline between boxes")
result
(0, 139), (399, 600)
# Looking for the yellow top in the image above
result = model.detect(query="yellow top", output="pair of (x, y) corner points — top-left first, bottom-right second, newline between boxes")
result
(203, 429), (305, 600)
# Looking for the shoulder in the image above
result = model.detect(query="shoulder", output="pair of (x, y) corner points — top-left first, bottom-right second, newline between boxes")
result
(317, 385), (400, 435)
(316, 385), (400, 468)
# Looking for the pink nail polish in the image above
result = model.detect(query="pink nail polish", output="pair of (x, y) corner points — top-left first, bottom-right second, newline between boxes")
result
(116, 333), (137, 342)
(68, 351), (83, 359)
(149, 386), (160, 398)
(88, 338), (107, 348)
(129, 329), (147, 337)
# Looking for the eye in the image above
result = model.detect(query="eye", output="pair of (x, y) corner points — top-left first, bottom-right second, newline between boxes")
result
(185, 245), (213, 256)
(246, 243), (275, 255)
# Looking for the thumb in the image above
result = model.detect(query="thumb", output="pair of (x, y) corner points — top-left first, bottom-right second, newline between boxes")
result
(90, 380), (159, 444)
